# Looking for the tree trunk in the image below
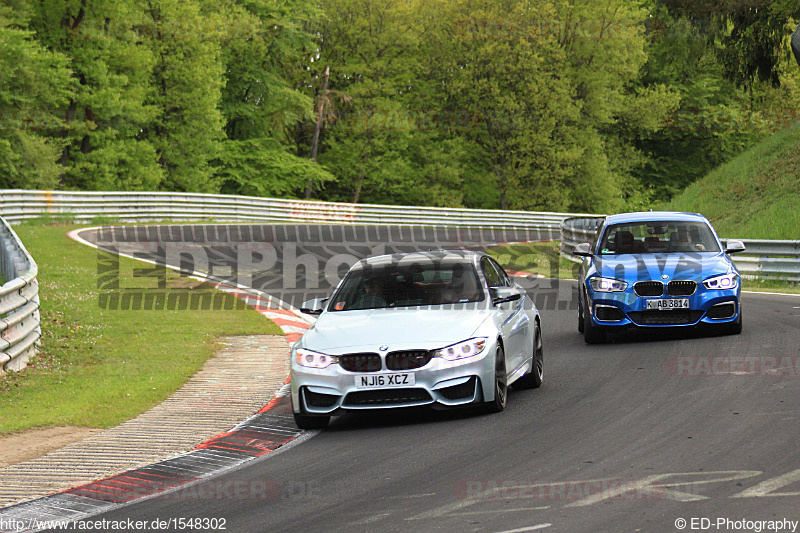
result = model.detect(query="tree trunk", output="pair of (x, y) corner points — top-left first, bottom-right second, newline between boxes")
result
(494, 163), (507, 210)
(80, 108), (94, 154)
(305, 66), (330, 199)
(351, 151), (368, 203)
(58, 100), (78, 174)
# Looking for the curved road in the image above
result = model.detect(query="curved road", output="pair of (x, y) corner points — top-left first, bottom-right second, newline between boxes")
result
(71, 225), (800, 532)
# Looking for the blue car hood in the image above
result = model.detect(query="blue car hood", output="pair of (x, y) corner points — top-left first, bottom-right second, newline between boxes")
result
(593, 252), (734, 282)
(299, 307), (492, 352)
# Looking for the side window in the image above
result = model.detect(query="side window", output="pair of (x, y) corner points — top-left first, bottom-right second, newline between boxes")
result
(490, 258), (512, 287)
(481, 257), (507, 288)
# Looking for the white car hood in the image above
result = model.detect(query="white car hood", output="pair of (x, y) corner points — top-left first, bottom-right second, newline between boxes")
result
(299, 307), (493, 353)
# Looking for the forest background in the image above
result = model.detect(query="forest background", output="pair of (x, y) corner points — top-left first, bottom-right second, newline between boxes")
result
(2, 0), (799, 213)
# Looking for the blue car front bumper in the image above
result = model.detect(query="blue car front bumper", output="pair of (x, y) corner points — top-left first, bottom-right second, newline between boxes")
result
(586, 287), (740, 328)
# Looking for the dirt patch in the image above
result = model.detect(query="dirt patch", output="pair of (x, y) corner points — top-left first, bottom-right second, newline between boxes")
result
(0, 427), (101, 467)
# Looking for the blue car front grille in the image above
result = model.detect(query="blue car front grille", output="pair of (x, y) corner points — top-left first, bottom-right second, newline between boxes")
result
(634, 281), (664, 297)
(628, 310), (704, 325)
(667, 280), (697, 296)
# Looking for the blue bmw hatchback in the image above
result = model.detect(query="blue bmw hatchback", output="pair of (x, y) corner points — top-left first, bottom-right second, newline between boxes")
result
(574, 212), (745, 343)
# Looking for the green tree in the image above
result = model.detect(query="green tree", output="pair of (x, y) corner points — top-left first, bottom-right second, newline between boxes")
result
(207, 0), (334, 198)
(553, 0), (679, 211)
(311, 0), (470, 206)
(141, 0), (225, 192)
(450, 0), (581, 210)
(29, 0), (164, 191)
(0, 6), (72, 189)
(635, 2), (796, 197)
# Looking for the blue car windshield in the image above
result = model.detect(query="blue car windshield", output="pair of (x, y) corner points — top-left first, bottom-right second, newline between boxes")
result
(328, 262), (485, 311)
(598, 221), (720, 254)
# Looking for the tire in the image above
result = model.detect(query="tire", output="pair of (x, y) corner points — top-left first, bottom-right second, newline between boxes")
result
(583, 299), (605, 344)
(515, 322), (544, 390)
(483, 345), (508, 413)
(577, 292), (585, 333)
(293, 412), (330, 430)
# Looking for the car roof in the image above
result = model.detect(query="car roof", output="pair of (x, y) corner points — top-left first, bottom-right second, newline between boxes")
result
(351, 250), (486, 270)
(604, 211), (709, 225)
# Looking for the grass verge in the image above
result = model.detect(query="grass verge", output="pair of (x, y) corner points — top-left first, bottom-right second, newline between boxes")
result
(664, 121), (800, 239)
(0, 223), (282, 435)
(487, 241), (579, 280)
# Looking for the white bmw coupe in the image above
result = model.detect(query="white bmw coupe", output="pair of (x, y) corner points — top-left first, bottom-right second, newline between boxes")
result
(290, 250), (544, 429)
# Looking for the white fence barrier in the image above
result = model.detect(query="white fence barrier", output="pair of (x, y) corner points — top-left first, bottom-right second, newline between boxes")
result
(0, 216), (40, 373)
(0, 190), (588, 230)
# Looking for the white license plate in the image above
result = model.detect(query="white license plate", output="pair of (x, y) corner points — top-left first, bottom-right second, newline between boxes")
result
(645, 298), (690, 310)
(355, 373), (415, 388)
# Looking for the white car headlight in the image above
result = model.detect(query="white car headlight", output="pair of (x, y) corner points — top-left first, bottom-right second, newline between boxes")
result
(295, 348), (338, 369)
(703, 273), (739, 290)
(433, 338), (487, 361)
(590, 277), (628, 292)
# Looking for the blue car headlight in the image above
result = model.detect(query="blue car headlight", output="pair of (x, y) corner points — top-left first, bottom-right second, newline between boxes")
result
(295, 348), (338, 369)
(590, 277), (628, 292)
(703, 273), (739, 290)
(434, 338), (486, 361)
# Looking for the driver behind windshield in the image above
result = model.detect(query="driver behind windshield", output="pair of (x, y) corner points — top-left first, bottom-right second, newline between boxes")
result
(599, 222), (718, 254)
(354, 277), (386, 309)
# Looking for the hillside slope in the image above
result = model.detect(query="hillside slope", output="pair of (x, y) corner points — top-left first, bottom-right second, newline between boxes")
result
(665, 121), (800, 239)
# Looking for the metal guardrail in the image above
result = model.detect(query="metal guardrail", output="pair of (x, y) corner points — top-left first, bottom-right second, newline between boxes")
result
(560, 217), (800, 282)
(0, 190), (589, 230)
(0, 216), (40, 373)
(559, 216), (606, 262)
(719, 240), (800, 281)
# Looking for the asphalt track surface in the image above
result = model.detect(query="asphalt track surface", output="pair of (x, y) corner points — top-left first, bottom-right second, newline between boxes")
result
(68, 225), (800, 533)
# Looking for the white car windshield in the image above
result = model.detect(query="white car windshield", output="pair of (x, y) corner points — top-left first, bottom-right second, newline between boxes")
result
(329, 261), (485, 311)
(599, 221), (720, 254)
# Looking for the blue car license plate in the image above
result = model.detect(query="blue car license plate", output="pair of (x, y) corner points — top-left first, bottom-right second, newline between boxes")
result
(645, 298), (689, 310)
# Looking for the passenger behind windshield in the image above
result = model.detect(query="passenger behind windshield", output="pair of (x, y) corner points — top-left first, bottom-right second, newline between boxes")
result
(598, 222), (720, 255)
(330, 262), (484, 311)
